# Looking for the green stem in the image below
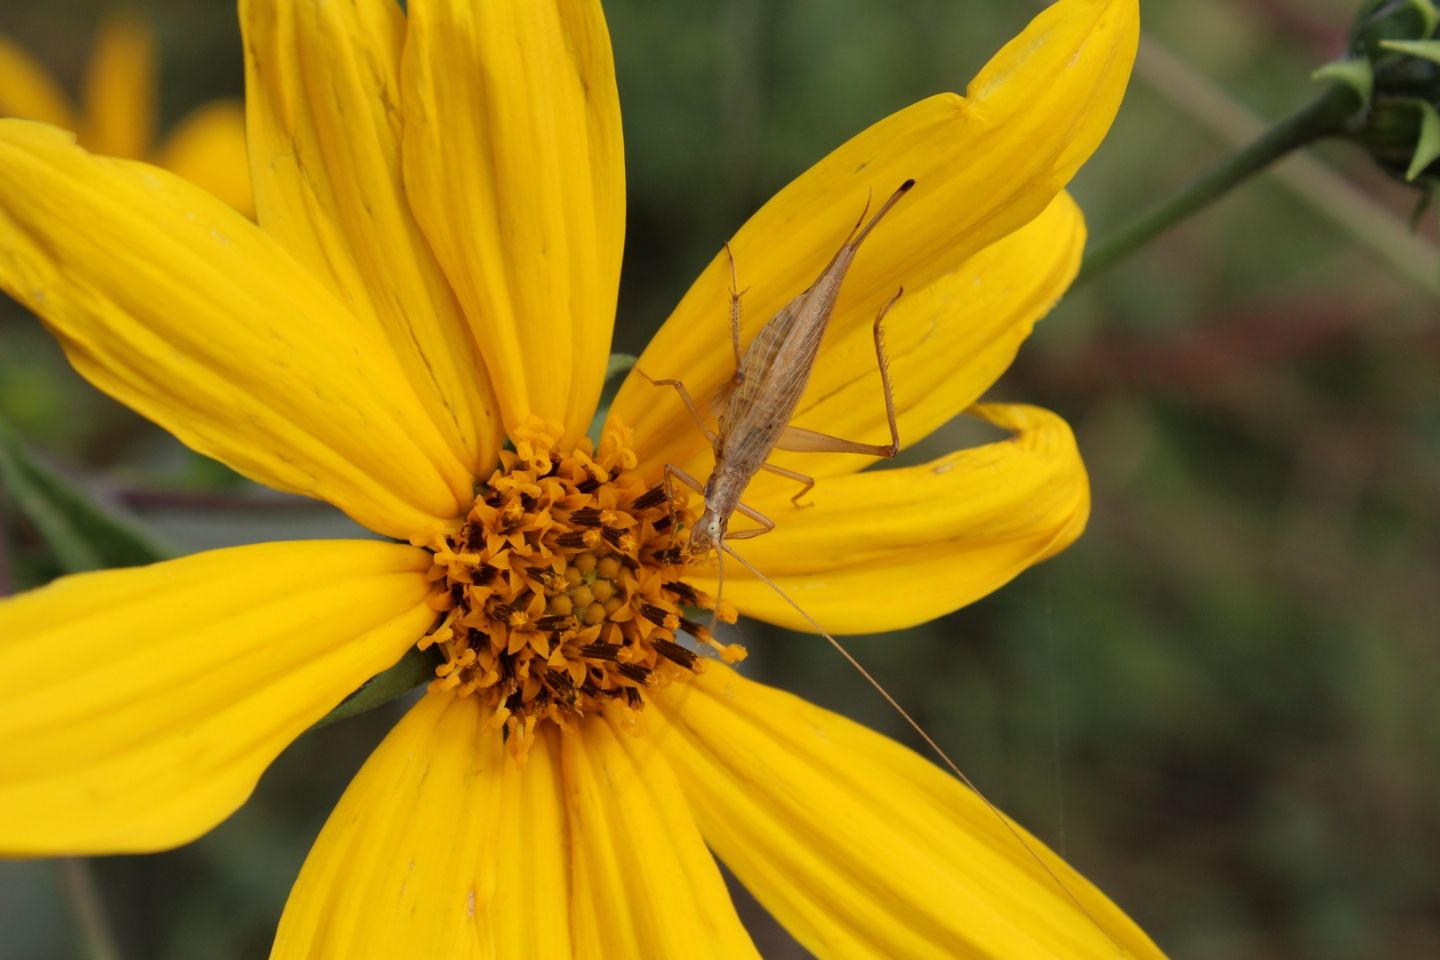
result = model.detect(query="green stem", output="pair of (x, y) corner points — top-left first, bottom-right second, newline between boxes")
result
(59, 859), (124, 960)
(1076, 84), (1362, 287)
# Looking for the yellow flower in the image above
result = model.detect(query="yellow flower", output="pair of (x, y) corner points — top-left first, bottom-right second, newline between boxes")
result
(0, 0), (1160, 956)
(0, 9), (253, 214)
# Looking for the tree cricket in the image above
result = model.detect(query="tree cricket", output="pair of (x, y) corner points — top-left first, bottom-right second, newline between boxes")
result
(640, 177), (1123, 949)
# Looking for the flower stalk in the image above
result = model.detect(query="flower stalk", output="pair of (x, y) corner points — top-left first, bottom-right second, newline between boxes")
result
(1076, 82), (1363, 287)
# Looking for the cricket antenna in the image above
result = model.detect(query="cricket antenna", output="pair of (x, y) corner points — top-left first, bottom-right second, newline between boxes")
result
(721, 542), (1126, 956)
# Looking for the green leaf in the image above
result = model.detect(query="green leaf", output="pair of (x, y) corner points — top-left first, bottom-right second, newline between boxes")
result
(1313, 59), (1374, 105)
(313, 646), (441, 729)
(1405, 99), (1440, 180)
(1379, 38), (1440, 64)
(0, 418), (170, 575)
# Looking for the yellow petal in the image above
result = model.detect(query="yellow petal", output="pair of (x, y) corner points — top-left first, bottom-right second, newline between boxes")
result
(81, 11), (155, 159)
(0, 540), (435, 855)
(0, 34), (76, 129)
(274, 692), (572, 959)
(155, 100), (255, 216)
(402, 0), (625, 442)
(654, 665), (1168, 960)
(691, 404), (1089, 633)
(275, 696), (760, 959)
(563, 716), (760, 960)
(241, 0), (501, 475)
(0, 121), (474, 541)
(631, 192), (1085, 492)
(613, 0), (1136, 463)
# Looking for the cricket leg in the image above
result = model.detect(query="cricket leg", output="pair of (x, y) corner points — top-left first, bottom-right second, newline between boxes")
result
(662, 462), (706, 536)
(724, 242), (745, 383)
(723, 501), (776, 540)
(773, 287), (904, 459)
(759, 461), (816, 508)
(637, 369), (719, 449)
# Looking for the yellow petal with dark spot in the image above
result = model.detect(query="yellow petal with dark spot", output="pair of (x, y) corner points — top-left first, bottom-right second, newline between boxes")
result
(241, 0), (501, 474)
(690, 404), (1089, 633)
(402, 0), (625, 443)
(654, 664), (1168, 960)
(81, 11), (155, 159)
(0, 541), (434, 855)
(613, 0), (1136, 465)
(155, 100), (255, 216)
(0, 120), (473, 541)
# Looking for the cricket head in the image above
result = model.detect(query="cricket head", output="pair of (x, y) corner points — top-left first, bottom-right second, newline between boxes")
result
(688, 501), (726, 555)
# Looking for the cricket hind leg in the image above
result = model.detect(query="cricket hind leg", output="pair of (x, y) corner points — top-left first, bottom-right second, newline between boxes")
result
(759, 461), (816, 508)
(772, 286), (905, 460)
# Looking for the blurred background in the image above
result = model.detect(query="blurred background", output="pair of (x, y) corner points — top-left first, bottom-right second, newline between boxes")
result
(1, 0), (1437, 957)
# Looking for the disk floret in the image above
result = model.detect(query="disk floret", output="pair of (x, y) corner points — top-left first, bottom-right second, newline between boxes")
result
(420, 420), (742, 755)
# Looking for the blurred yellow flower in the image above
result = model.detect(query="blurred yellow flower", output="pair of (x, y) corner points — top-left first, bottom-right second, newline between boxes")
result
(0, 0), (1161, 956)
(0, 10), (252, 214)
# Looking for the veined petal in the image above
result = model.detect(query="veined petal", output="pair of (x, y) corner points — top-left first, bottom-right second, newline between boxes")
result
(81, 11), (155, 159)
(274, 692), (572, 960)
(0, 540), (434, 855)
(564, 716), (760, 960)
(613, 0), (1136, 467)
(155, 100), (255, 216)
(402, 0), (625, 443)
(274, 695), (759, 960)
(0, 35), (76, 129)
(241, 0), (501, 474)
(690, 404), (1089, 633)
(654, 665), (1167, 960)
(0, 121), (474, 541)
(629, 192), (1085, 491)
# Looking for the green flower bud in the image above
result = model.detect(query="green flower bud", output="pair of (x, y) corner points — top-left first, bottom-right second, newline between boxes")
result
(1318, 0), (1440, 191)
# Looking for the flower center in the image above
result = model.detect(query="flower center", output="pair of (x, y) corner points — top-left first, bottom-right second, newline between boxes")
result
(418, 420), (743, 757)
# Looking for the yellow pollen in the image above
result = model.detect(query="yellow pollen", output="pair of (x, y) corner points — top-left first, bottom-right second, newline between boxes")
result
(419, 419), (743, 759)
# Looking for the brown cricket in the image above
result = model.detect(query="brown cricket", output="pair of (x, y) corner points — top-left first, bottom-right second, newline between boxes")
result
(639, 179), (1120, 945)
(643, 177), (915, 557)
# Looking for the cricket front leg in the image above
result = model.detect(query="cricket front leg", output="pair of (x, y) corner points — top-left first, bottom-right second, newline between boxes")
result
(637, 369), (719, 450)
(773, 287), (904, 460)
(662, 462), (707, 537)
(759, 461), (816, 508)
(722, 500), (776, 541)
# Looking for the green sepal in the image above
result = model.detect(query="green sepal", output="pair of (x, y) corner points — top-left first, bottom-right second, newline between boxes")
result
(1313, 58), (1375, 105)
(1380, 38), (1440, 64)
(0, 417), (170, 575)
(313, 646), (442, 729)
(1405, 0), (1440, 38)
(1404, 99), (1440, 179)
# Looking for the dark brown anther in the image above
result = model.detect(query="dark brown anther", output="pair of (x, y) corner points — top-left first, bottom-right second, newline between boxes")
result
(651, 515), (673, 532)
(623, 687), (644, 708)
(519, 493), (538, 512)
(639, 603), (675, 627)
(649, 547), (685, 565)
(663, 581), (700, 604)
(473, 563), (499, 585)
(536, 614), (577, 631)
(555, 530), (590, 548)
(576, 474), (601, 494)
(568, 507), (604, 527)
(578, 643), (620, 661)
(489, 601), (519, 623)
(653, 637), (699, 669)
(618, 663), (653, 685)
(678, 616), (707, 638)
(601, 526), (628, 549)
(632, 485), (669, 510)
